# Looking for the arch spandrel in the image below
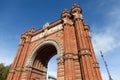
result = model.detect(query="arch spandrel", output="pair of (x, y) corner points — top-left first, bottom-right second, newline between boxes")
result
(25, 39), (64, 67)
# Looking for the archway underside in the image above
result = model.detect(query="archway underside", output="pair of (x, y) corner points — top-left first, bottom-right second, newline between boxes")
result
(30, 44), (57, 80)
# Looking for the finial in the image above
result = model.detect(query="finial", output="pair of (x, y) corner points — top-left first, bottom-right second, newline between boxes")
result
(72, 3), (80, 8)
(72, 3), (77, 8)
(31, 26), (35, 32)
(62, 8), (69, 13)
(31, 27), (35, 30)
(61, 8), (71, 18)
(71, 3), (82, 14)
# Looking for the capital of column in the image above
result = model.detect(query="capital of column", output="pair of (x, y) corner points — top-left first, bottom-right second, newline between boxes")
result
(64, 53), (74, 60)
(19, 44), (24, 46)
(83, 22), (89, 31)
(61, 9), (73, 26)
(15, 67), (23, 71)
(57, 56), (64, 65)
(72, 12), (83, 21)
(93, 62), (100, 68)
(21, 33), (26, 39)
(19, 33), (26, 46)
(9, 69), (15, 73)
(24, 67), (32, 71)
(25, 29), (33, 37)
(71, 4), (83, 21)
(79, 48), (91, 56)
(73, 54), (79, 60)
(23, 29), (34, 43)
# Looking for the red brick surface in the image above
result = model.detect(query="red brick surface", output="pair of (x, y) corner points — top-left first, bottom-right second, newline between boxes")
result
(7, 4), (102, 80)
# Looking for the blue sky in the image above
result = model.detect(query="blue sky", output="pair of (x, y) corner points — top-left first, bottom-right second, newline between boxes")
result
(0, 0), (120, 80)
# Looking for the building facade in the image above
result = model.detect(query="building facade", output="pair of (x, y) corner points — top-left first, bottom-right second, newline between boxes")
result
(7, 4), (102, 80)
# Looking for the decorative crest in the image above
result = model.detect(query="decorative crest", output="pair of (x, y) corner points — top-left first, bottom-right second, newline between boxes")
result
(43, 22), (49, 28)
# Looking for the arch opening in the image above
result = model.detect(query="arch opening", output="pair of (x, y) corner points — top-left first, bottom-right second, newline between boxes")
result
(47, 55), (57, 79)
(32, 44), (57, 70)
(31, 44), (57, 80)
(26, 39), (63, 80)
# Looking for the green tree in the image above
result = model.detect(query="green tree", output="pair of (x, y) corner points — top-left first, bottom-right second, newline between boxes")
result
(0, 63), (10, 80)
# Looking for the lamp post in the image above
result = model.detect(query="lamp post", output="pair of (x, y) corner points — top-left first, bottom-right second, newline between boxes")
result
(100, 51), (113, 80)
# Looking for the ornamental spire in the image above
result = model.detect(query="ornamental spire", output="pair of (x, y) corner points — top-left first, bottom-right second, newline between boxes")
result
(61, 8), (71, 18)
(72, 3), (78, 9)
(71, 3), (82, 14)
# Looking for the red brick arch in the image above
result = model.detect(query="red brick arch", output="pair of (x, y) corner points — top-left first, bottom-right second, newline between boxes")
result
(7, 4), (102, 80)
(26, 39), (64, 67)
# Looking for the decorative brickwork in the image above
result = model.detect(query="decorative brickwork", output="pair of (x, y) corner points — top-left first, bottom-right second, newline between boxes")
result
(7, 4), (102, 80)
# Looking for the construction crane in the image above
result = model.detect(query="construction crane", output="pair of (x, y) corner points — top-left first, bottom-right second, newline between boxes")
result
(100, 51), (113, 80)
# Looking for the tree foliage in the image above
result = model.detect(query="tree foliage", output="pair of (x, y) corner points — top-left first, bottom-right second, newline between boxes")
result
(0, 63), (10, 80)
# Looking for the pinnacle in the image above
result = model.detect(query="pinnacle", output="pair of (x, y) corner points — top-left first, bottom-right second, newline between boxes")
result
(72, 3), (80, 9)
(72, 3), (77, 8)
(62, 8), (69, 13)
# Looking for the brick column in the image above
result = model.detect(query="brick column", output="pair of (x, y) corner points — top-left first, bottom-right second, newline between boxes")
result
(18, 29), (33, 80)
(62, 9), (75, 80)
(7, 33), (26, 80)
(7, 28), (34, 80)
(84, 23), (102, 80)
(71, 4), (95, 80)
(57, 56), (64, 80)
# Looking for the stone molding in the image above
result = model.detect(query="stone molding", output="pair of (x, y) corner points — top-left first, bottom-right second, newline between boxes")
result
(25, 39), (64, 67)
(93, 62), (100, 68)
(79, 48), (91, 56)
(31, 24), (63, 42)
(25, 67), (46, 75)
(71, 4), (83, 21)
(57, 56), (64, 65)
(64, 53), (75, 60)
(61, 9), (73, 26)
(57, 54), (79, 64)
(72, 12), (83, 21)
(62, 18), (73, 26)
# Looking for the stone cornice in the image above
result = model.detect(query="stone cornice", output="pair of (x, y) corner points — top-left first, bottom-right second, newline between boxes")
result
(79, 48), (91, 56)
(32, 19), (62, 36)
(64, 53), (74, 60)
(93, 62), (100, 68)
(31, 23), (63, 42)
(57, 56), (64, 65)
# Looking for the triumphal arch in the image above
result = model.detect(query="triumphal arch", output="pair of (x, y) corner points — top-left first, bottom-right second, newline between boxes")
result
(7, 4), (102, 80)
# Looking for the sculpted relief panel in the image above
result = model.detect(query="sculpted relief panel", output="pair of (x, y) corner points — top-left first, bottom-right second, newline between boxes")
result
(31, 24), (63, 42)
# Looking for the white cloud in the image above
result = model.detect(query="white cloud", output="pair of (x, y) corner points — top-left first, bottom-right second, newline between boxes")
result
(101, 71), (120, 80)
(91, 4), (120, 80)
(92, 5), (120, 55)
(92, 26), (120, 55)
(92, 33), (117, 54)
(47, 71), (57, 78)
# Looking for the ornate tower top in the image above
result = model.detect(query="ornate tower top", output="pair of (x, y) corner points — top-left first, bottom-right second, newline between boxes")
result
(61, 9), (73, 26)
(71, 3), (82, 14)
(71, 3), (83, 20)
(61, 8), (71, 18)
